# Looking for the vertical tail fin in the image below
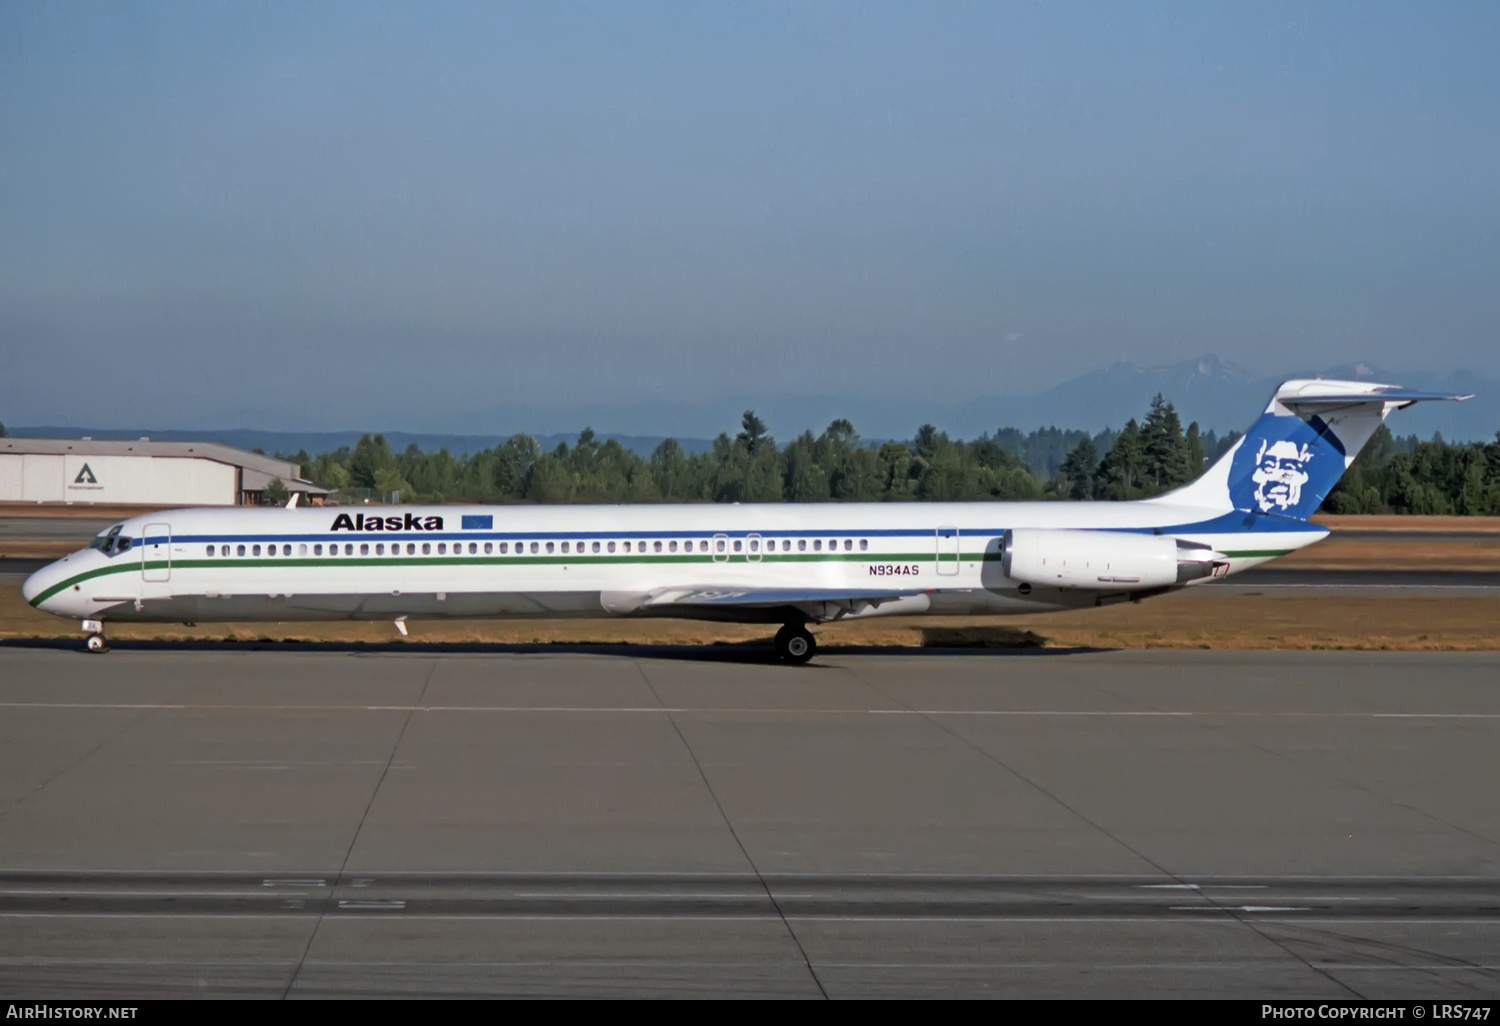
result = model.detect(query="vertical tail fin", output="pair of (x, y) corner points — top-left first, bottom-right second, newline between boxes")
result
(1151, 380), (1472, 519)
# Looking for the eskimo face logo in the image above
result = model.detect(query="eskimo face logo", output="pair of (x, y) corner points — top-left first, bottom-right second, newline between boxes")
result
(1251, 439), (1312, 512)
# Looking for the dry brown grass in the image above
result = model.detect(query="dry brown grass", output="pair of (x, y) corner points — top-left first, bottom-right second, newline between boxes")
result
(1273, 537), (1500, 569)
(1313, 514), (1500, 533)
(3, 582), (1497, 652)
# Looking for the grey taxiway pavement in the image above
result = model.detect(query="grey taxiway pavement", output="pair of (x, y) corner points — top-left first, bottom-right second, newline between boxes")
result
(1, 647), (1499, 998)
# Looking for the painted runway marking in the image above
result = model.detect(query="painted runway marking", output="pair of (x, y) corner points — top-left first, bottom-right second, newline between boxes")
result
(1171, 905), (1312, 912)
(336, 900), (406, 910)
(4, 913), (1498, 924)
(5, 701), (1500, 718)
(1, 956), (1496, 971)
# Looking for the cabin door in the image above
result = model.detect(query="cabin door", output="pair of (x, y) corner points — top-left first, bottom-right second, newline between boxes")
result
(142, 524), (171, 583)
(935, 526), (960, 576)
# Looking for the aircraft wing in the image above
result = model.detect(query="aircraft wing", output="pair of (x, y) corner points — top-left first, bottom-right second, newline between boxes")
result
(602, 585), (929, 619)
(644, 587), (925, 609)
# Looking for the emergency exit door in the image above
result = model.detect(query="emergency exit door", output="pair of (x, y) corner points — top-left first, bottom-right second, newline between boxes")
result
(935, 526), (960, 576)
(142, 523), (171, 582)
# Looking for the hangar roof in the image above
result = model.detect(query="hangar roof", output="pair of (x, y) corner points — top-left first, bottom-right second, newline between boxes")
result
(0, 438), (328, 492)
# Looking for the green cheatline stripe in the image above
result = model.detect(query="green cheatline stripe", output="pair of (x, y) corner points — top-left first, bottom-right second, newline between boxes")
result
(28, 551), (965, 607)
(27, 548), (1293, 608)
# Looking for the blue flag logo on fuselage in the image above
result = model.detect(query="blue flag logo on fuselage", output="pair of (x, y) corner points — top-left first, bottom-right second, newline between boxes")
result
(1227, 413), (1346, 520)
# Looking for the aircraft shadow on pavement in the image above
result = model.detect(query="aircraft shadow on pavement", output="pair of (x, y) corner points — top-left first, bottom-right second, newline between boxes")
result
(0, 630), (1108, 664)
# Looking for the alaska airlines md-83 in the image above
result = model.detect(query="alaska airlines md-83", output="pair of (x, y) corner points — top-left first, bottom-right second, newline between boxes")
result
(21, 379), (1469, 661)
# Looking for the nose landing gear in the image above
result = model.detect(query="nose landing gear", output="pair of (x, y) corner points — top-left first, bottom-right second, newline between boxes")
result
(774, 623), (816, 665)
(82, 619), (107, 654)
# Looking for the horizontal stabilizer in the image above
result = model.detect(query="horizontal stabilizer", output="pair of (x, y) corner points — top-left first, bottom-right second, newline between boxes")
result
(1278, 388), (1472, 413)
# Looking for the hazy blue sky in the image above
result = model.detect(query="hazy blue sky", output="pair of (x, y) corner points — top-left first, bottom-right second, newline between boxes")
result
(2, 1), (1497, 431)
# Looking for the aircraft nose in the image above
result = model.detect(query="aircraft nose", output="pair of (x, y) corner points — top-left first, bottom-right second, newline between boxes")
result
(22, 562), (62, 608)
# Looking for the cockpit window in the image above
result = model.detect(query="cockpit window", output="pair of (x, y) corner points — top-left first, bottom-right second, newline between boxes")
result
(88, 525), (133, 557)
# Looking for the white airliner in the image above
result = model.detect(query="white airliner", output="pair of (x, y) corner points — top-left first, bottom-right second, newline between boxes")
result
(22, 379), (1468, 661)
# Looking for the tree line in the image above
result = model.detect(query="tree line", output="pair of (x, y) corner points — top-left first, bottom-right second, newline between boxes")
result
(10, 400), (1499, 513)
(280, 395), (1248, 507)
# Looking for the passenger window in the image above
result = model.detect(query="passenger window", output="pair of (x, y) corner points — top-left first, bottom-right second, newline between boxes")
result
(530, 541), (539, 554)
(438, 543), (447, 555)
(344, 544), (354, 555)
(405, 543), (414, 555)
(469, 542), (477, 554)
(798, 539), (807, 551)
(607, 541), (616, 553)
(499, 542), (508, 554)
(561, 541), (570, 553)
(654, 541), (662, 553)
(733, 540), (742, 552)
(623, 541), (632, 553)
(859, 539), (868, 551)
(253, 544), (262, 556)
(314, 544), (323, 556)
(422, 543), (431, 555)
(668, 540), (677, 552)
(593, 541), (601, 553)
(813, 540), (821, 551)
(360, 543), (369, 556)
(206, 546), (214, 557)
(749, 539), (759, 552)
(546, 542), (554, 554)
(715, 539), (726, 553)
(484, 542), (492, 554)
(237, 545), (246, 556)
(376, 543), (385, 556)
(844, 539), (852, 551)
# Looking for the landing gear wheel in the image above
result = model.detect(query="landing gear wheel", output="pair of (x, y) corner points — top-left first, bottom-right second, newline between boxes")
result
(85, 634), (107, 654)
(775, 624), (816, 665)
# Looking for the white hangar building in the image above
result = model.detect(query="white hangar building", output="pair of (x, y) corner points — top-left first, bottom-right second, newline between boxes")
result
(0, 439), (330, 506)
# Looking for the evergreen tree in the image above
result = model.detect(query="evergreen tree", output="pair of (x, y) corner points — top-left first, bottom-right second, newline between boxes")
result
(1185, 421), (1204, 476)
(1139, 394), (1194, 492)
(737, 410), (770, 451)
(348, 434), (396, 490)
(1096, 420), (1144, 500)
(1060, 438), (1098, 500)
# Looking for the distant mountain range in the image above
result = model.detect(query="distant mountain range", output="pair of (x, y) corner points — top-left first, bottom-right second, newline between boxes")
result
(12, 355), (1496, 458)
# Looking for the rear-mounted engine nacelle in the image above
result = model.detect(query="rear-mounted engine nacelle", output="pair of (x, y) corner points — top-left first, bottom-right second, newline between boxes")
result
(1002, 529), (1225, 591)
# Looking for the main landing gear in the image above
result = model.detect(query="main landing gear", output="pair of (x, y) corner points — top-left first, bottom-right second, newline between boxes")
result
(774, 623), (816, 665)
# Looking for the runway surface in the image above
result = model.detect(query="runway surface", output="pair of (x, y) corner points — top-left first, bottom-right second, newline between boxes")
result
(0, 516), (118, 541)
(1, 647), (1498, 998)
